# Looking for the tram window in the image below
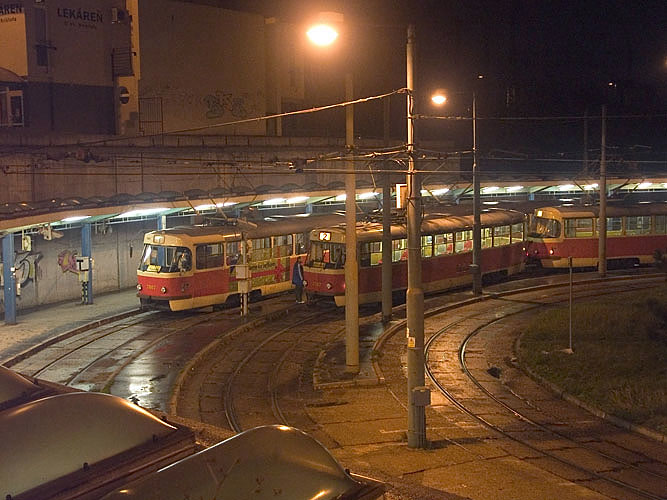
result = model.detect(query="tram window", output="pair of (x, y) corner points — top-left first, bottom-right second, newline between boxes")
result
(393, 238), (408, 262)
(273, 234), (293, 257)
(309, 241), (344, 269)
(434, 233), (453, 256)
(564, 218), (593, 238)
(626, 216), (651, 235)
(172, 247), (192, 272)
(455, 230), (473, 253)
(421, 235), (433, 258)
(528, 217), (560, 238)
(196, 243), (224, 269)
(511, 223), (524, 242)
(252, 237), (272, 261)
(370, 241), (382, 266)
(360, 242), (382, 267)
(493, 225), (510, 246)
(656, 215), (667, 234)
(295, 233), (307, 254)
(226, 242), (241, 266)
(598, 217), (622, 236)
(481, 228), (492, 248)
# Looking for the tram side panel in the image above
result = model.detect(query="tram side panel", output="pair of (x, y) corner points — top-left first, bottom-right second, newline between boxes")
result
(526, 204), (667, 269)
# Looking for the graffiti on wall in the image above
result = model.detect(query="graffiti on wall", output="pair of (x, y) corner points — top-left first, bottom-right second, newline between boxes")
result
(203, 92), (253, 119)
(0, 250), (42, 306)
(57, 250), (79, 274)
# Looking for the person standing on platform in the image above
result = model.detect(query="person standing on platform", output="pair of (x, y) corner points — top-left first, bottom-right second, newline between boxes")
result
(292, 256), (305, 303)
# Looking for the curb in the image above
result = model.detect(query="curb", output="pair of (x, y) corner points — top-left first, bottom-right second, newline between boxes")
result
(514, 335), (667, 444)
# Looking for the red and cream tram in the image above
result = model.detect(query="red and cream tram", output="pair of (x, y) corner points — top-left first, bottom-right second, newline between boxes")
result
(304, 208), (527, 306)
(526, 203), (667, 269)
(136, 214), (343, 311)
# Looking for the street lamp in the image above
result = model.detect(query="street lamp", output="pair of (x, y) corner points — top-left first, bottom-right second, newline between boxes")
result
(307, 14), (359, 373)
(430, 90), (482, 295)
(307, 19), (427, 449)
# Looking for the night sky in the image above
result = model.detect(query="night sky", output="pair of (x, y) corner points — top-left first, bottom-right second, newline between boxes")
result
(188, 0), (666, 172)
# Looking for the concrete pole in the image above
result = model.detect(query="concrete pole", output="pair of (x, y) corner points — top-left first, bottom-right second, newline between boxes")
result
(345, 71), (359, 373)
(2, 233), (17, 325)
(405, 24), (427, 449)
(471, 94), (482, 295)
(598, 104), (607, 277)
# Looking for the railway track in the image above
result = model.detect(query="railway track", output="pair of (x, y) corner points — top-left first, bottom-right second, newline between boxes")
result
(421, 274), (667, 500)
(5, 270), (666, 499)
(173, 305), (346, 438)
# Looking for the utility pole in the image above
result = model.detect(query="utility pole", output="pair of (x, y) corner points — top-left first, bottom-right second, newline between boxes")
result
(598, 105), (607, 277)
(344, 71), (359, 372)
(405, 24), (428, 449)
(471, 94), (482, 295)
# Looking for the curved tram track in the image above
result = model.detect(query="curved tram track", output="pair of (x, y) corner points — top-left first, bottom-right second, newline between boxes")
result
(423, 275), (667, 500)
(5, 271), (667, 500)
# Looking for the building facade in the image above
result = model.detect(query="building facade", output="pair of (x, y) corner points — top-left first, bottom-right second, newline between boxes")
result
(0, 0), (131, 133)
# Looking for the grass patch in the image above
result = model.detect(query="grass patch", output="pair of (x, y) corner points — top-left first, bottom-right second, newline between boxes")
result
(517, 284), (667, 435)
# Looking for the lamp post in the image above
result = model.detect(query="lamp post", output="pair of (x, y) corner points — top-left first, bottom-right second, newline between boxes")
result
(430, 90), (482, 296)
(471, 93), (482, 295)
(309, 20), (427, 447)
(307, 15), (359, 373)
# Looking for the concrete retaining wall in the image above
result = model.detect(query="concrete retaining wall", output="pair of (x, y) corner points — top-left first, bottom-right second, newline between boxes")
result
(1, 220), (154, 314)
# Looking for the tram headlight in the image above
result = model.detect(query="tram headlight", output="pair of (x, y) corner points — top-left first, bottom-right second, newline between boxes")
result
(160, 286), (167, 293)
(326, 282), (333, 290)
(136, 284), (142, 291)
(549, 249), (554, 255)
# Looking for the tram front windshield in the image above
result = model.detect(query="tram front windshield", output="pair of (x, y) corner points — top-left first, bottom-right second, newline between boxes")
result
(528, 216), (561, 239)
(307, 241), (345, 269)
(139, 244), (192, 273)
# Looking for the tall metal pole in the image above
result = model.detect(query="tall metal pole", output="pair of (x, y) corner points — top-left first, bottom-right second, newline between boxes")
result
(382, 171), (393, 322)
(406, 24), (427, 449)
(2, 233), (17, 325)
(382, 95), (393, 323)
(598, 105), (607, 277)
(345, 71), (359, 372)
(471, 93), (482, 295)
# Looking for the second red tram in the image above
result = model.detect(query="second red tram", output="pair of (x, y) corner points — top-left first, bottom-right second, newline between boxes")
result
(304, 208), (527, 306)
